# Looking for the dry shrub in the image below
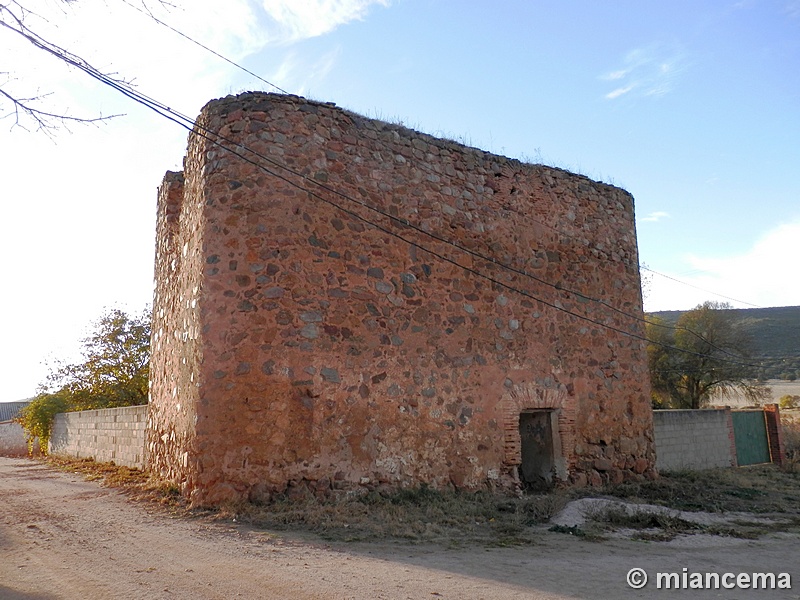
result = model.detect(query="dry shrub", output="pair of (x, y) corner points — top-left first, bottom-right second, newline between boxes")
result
(781, 412), (800, 472)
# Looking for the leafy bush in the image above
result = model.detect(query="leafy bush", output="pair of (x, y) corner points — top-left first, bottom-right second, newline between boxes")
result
(15, 392), (72, 454)
(779, 395), (800, 410)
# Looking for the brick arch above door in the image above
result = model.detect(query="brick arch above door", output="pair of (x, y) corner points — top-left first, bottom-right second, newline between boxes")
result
(501, 383), (574, 481)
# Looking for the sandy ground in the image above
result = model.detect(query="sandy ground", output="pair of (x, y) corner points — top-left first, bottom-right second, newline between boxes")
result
(1, 457), (799, 600)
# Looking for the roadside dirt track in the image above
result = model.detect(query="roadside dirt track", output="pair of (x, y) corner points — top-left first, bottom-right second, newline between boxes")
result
(1, 457), (798, 599)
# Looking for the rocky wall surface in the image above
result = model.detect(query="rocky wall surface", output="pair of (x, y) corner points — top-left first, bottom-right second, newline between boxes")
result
(148, 92), (656, 505)
(146, 171), (202, 484)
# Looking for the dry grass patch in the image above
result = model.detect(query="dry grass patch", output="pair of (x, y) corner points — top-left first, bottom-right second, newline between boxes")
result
(45, 456), (185, 508)
(596, 465), (800, 516)
(41, 456), (568, 545)
(781, 411), (800, 473)
(221, 485), (569, 546)
(585, 505), (705, 542)
(43, 454), (800, 545)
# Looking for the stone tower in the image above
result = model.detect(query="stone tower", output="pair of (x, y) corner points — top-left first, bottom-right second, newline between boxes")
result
(147, 92), (656, 506)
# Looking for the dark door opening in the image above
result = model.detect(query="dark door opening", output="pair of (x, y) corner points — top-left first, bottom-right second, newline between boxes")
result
(519, 410), (555, 491)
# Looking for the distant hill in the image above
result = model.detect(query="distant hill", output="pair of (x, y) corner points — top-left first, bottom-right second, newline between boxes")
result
(649, 306), (800, 381)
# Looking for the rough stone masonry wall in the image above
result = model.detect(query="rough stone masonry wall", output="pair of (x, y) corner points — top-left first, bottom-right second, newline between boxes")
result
(146, 170), (203, 484)
(50, 406), (148, 469)
(148, 92), (656, 506)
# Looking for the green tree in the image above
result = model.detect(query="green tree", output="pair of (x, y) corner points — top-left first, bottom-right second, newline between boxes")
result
(42, 308), (151, 410)
(647, 301), (770, 409)
(17, 308), (151, 452)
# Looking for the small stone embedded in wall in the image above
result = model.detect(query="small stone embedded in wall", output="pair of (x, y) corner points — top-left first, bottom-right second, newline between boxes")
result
(235, 362), (251, 375)
(321, 367), (340, 383)
(300, 324), (319, 339)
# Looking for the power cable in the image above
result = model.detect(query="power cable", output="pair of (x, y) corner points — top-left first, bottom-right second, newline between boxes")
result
(106, 2), (775, 362)
(2, 15), (778, 371)
(120, 0), (290, 95)
(113, 1), (662, 327)
(640, 265), (762, 309)
(150, 110), (775, 369)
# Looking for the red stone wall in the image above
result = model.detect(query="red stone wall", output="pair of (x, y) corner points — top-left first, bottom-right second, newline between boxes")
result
(148, 92), (656, 505)
(146, 170), (202, 484)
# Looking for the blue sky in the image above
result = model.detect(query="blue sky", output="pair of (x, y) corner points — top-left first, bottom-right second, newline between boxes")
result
(1, 0), (798, 400)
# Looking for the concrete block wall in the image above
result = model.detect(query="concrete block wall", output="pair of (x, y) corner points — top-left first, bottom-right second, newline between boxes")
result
(653, 409), (736, 471)
(0, 422), (35, 456)
(50, 406), (148, 469)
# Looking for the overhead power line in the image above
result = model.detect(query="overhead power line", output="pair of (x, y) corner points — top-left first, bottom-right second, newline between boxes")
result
(120, 0), (290, 95)
(115, 2), (660, 333)
(112, 2), (772, 362)
(3, 12), (784, 371)
(118, 6), (771, 352)
(640, 265), (762, 309)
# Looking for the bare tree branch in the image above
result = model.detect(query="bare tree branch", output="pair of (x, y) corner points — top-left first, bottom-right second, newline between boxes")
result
(0, 1), (126, 134)
(0, 84), (118, 134)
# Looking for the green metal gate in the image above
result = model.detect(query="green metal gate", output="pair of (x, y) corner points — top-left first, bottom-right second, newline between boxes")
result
(731, 411), (771, 466)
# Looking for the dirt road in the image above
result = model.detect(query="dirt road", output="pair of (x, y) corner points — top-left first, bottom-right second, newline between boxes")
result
(1, 457), (798, 599)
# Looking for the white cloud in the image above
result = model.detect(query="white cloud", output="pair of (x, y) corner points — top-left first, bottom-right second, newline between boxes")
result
(0, 0), (264, 122)
(0, 0), (272, 400)
(601, 42), (686, 101)
(268, 51), (300, 88)
(2, 0), (388, 122)
(645, 221), (800, 311)
(260, 0), (390, 43)
(144, 0), (265, 59)
(603, 69), (629, 81)
(638, 211), (670, 223)
(296, 47), (341, 95)
(606, 85), (635, 100)
(266, 47), (342, 96)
